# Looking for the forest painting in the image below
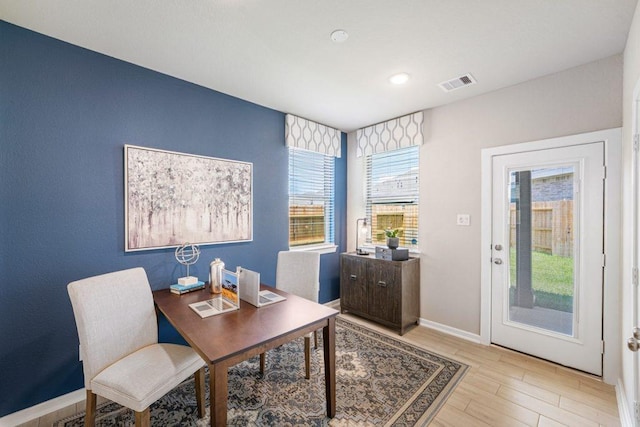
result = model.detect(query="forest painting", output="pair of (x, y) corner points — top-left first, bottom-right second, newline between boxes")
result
(125, 145), (252, 251)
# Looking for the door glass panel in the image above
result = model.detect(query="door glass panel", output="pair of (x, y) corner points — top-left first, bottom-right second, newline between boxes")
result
(508, 166), (575, 336)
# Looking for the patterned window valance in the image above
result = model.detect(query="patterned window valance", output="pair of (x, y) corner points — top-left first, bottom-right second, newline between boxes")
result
(356, 111), (424, 157)
(285, 114), (341, 158)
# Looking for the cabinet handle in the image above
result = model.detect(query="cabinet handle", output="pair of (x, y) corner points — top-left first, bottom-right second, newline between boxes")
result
(350, 274), (357, 281)
(377, 281), (387, 287)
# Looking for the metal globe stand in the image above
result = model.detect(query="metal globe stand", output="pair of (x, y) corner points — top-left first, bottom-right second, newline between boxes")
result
(175, 243), (201, 285)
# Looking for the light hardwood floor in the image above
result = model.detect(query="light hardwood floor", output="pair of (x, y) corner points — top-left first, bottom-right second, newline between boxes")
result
(344, 314), (621, 427)
(20, 314), (621, 426)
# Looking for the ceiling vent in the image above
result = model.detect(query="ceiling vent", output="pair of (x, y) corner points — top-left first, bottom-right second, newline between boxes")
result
(438, 73), (477, 92)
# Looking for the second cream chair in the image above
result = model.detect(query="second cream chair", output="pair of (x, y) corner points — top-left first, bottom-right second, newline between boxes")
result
(260, 250), (321, 379)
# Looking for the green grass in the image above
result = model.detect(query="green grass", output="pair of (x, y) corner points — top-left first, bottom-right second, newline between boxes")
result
(509, 248), (574, 312)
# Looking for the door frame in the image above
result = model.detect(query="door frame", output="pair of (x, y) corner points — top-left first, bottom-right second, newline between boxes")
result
(480, 128), (621, 384)
(627, 77), (640, 426)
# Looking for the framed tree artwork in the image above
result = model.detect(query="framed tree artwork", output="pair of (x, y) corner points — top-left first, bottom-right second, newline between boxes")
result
(124, 145), (253, 251)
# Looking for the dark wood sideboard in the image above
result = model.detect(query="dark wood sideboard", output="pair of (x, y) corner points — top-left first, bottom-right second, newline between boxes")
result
(340, 252), (420, 335)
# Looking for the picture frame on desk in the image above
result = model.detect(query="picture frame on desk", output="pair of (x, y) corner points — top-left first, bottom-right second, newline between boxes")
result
(188, 269), (240, 318)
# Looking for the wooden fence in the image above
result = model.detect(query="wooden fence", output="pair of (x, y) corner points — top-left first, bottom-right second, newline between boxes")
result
(289, 205), (325, 246)
(371, 204), (419, 246)
(510, 200), (573, 257)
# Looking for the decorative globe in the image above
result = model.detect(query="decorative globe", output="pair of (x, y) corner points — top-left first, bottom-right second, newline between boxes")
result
(175, 243), (201, 268)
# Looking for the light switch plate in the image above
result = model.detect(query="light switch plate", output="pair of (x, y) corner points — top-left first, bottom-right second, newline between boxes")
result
(456, 214), (470, 226)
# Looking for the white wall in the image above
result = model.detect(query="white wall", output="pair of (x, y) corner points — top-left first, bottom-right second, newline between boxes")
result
(621, 0), (640, 421)
(347, 53), (623, 335)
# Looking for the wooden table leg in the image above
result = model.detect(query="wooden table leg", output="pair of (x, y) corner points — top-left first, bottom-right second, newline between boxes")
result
(194, 367), (206, 418)
(210, 363), (228, 427)
(323, 316), (336, 418)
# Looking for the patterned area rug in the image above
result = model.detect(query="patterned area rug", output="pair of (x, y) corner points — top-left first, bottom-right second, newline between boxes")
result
(55, 317), (467, 426)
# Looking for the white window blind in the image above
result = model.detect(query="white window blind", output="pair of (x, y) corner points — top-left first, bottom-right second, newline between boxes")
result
(288, 147), (335, 247)
(366, 145), (419, 249)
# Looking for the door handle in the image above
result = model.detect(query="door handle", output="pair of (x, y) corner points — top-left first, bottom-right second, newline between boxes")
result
(627, 327), (640, 352)
(493, 258), (503, 265)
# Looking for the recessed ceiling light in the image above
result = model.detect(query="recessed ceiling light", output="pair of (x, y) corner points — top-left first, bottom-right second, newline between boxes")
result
(389, 73), (410, 85)
(330, 29), (349, 43)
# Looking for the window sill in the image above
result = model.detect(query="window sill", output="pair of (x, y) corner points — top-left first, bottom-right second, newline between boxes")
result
(289, 244), (338, 255)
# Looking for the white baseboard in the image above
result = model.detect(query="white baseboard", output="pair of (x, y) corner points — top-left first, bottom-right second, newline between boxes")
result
(331, 299), (482, 345)
(325, 299), (341, 310)
(419, 318), (483, 344)
(0, 388), (85, 427)
(616, 378), (634, 427)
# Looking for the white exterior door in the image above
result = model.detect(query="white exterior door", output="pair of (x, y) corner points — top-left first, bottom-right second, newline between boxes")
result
(491, 142), (604, 375)
(631, 133), (640, 425)
(629, 83), (640, 426)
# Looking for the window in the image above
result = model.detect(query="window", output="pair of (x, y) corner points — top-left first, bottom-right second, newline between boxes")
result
(288, 147), (335, 247)
(365, 145), (419, 249)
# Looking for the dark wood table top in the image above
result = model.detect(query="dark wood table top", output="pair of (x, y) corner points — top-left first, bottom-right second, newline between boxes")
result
(153, 284), (339, 364)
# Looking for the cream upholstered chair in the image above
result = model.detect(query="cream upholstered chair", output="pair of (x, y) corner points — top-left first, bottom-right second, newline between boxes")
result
(67, 267), (206, 426)
(260, 251), (320, 379)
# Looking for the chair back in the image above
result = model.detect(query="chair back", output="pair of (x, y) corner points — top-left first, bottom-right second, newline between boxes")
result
(67, 267), (158, 388)
(275, 251), (320, 302)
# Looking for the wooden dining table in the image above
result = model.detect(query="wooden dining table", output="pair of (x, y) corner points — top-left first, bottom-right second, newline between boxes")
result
(153, 284), (338, 426)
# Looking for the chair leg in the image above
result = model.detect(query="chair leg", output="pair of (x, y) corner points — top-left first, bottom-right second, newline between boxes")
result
(304, 336), (311, 379)
(314, 330), (318, 349)
(194, 367), (206, 418)
(135, 407), (151, 427)
(84, 390), (96, 427)
(259, 352), (266, 374)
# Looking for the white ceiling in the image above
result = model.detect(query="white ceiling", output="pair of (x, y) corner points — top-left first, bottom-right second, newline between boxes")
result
(1, 0), (638, 132)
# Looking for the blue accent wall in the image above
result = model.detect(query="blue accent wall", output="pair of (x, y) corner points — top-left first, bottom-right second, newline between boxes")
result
(0, 21), (347, 417)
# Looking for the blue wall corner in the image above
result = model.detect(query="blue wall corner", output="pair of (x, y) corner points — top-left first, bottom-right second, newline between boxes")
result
(318, 133), (348, 303)
(0, 21), (346, 416)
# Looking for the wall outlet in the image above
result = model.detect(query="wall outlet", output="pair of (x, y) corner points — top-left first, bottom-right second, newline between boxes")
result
(456, 214), (470, 226)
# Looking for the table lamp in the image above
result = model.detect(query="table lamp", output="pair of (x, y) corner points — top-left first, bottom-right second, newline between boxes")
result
(356, 217), (369, 255)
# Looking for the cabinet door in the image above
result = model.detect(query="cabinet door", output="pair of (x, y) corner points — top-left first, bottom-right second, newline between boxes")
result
(340, 256), (368, 312)
(368, 261), (401, 324)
